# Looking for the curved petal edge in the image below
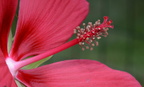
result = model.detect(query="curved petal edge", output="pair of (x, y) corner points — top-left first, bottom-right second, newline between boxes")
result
(16, 59), (142, 87)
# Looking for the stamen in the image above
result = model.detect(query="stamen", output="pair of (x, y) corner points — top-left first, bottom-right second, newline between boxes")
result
(74, 16), (114, 50)
(16, 16), (114, 69)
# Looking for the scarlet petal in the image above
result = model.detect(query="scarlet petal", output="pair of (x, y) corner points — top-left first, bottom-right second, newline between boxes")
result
(10, 0), (89, 60)
(0, 0), (18, 57)
(0, 50), (17, 87)
(16, 59), (141, 87)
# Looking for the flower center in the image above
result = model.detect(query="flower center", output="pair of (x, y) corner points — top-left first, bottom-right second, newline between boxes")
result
(6, 58), (17, 77)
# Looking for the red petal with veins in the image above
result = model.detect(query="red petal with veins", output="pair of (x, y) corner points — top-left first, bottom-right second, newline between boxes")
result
(10, 0), (89, 61)
(0, 50), (17, 87)
(0, 0), (17, 86)
(0, 0), (18, 57)
(16, 59), (141, 87)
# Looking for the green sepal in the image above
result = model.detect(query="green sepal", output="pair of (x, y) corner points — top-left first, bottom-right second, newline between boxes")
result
(22, 56), (52, 69)
(15, 80), (25, 87)
(8, 30), (13, 53)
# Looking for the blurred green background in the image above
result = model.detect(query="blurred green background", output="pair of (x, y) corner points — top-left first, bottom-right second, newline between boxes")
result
(44, 0), (144, 86)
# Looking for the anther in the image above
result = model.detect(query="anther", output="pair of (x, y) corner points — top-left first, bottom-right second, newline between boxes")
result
(83, 23), (86, 26)
(95, 20), (101, 26)
(91, 43), (95, 46)
(74, 29), (77, 34)
(95, 41), (99, 46)
(86, 46), (89, 49)
(74, 16), (114, 50)
(82, 48), (85, 51)
(97, 37), (101, 39)
(90, 47), (93, 51)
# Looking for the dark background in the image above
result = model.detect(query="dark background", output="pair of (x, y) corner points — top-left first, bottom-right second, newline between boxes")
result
(46, 0), (144, 86)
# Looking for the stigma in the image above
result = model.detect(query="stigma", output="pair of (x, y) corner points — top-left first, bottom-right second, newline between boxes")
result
(74, 16), (114, 50)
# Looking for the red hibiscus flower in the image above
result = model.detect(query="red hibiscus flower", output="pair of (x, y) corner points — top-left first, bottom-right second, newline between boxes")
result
(0, 0), (141, 87)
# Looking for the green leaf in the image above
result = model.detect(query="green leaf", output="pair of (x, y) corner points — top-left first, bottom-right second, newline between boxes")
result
(15, 80), (25, 87)
(22, 56), (52, 69)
